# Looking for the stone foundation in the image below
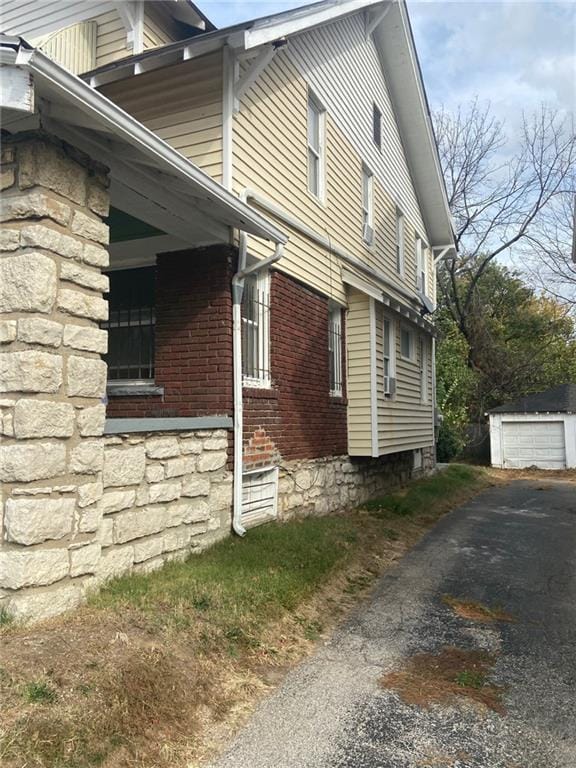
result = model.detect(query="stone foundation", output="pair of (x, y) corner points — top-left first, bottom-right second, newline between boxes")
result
(277, 451), (414, 519)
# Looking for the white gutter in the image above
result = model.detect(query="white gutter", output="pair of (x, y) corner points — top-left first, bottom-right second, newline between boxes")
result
(232, 190), (286, 536)
(3, 40), (286, 244)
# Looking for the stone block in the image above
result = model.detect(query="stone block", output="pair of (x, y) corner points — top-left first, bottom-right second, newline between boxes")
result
(163, 527), (191, 553)
(71, 210), (109, 244)
(82, 243), (109, 268)
(164, 456), (195, 478)
(210, 482), (232, 508)
(8, 583), (83, 622)
(78, 503), (103, 533)
(197, 451), (227, 472)
(77, 480), (103, 508)
(69, 440), (104, 475)
(148, 481), (181, 504)
(0, 191), (71, 227)
(97, 517), (114, 547)
(0, 441), (66, 482)
(86, 179), (109, 217)
(58, 288), (108, 322)
(60, 261), (109, 293)
(164, 500), (190, 528)
(69, 543), (101, 577)
(103, 445), (146, 487)
(13, 399), (74, 438)
(100, 489), (137, 515)
(0, 168), (14, 190)
(0, 548), (69, 589)
(18, 140), (87, 204)
(77, 404), (106, 436)
(63, 324), (107, 355)
(67, 356), (107, 398)
(133, 535), (164, 563)
(145, 464), (164, 483)
(96, 546), (133, 582)
(204, 437), (228, 451)
(0, 229), (19, 251)
(180, 437), (203, 455)
(0, 350), (63, 393)
(4, 497), (74, 544)
(182, 498), (210, 524)
(145, 436), (180, 459)
(17, 317), (63, 348)
(113, 507), (167, 544)
(181, 475), (211, 497)
(20, 224), (83, 260)
(0, 252), (57, 313)
(0, 320), (17, 343)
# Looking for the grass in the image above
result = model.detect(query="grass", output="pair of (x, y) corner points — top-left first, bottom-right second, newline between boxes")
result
(361, 465), (486, 519)
(0, 465), (488, 768)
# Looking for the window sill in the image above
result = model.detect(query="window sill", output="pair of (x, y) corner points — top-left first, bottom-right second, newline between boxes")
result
(107, 383), (164, 398)
(243, 385), (278, 400)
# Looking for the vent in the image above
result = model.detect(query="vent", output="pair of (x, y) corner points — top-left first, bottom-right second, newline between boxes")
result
(385, 376), (397, 397)
(362, 223), (374, 245)
(242, 466), (279, 529)
(37, 21), (97, 75)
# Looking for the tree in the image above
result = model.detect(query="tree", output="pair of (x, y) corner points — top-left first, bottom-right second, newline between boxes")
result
(434, 100), (576, 356)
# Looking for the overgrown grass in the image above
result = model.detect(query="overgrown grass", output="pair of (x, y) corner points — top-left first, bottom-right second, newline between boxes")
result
(361, 465), (485, 519)
(93, 516), (359, 645)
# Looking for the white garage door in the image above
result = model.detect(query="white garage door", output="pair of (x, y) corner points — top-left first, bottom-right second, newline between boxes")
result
(502, 421), (566, 469)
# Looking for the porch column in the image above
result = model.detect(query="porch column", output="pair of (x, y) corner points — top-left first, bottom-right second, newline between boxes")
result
(0, 133), (110, 621)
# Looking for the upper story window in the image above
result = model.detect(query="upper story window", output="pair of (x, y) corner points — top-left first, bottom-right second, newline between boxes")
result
(416, 237), (427, 295)
(419, 337), (429, 402)
(103, 266), (156, 382)
(400, 326), (415, 361)
(396, 210), (405, 276)
(383, 316), (396, 397)
(373, 103), (382, 149)
(328, 306), (343, 397)
(242, 271), (270, 387)
(361, 166), (374, 245)
(307, 91), (325, 200)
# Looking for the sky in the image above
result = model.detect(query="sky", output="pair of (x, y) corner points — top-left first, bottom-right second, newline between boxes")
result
(203, 0), (576, 128)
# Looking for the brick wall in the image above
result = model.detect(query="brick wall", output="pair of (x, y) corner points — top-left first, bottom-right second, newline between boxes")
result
(107, 246), (235, 418)
(243, 271), (347, 467)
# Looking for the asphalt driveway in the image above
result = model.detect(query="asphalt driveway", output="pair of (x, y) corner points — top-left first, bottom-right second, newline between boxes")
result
(210, 479), (576, 768)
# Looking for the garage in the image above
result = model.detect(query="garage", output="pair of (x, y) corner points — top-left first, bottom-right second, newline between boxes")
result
(489, 384), (576, 470)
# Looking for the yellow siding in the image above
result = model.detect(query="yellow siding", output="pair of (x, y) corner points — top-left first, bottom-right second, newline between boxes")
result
(94, 10), (129, 68)
(35, 21), (97, 75)
(143, 4), (181, 49)
(347, 290), (373, 456)
(376, 305), (434, 454)
(100, 52), (223, 182)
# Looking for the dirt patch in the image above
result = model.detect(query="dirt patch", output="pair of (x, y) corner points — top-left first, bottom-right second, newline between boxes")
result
(381, 646), (506, 714)
(416, 750), (472, 767)
(442, 595), (515, 623)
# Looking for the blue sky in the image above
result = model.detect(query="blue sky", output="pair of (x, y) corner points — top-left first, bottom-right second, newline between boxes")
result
(203, 0), (576, 127)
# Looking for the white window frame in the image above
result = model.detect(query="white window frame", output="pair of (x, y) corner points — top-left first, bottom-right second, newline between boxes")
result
(328, 305), (343, 397)
(242, 270), (271, 388)
(396, 210), (405, 276)
(400, 326), (415, 361)
(307, 90), (326, 202)
(383, 315), (396, 397)
(419, 336), (429, 403)
(241, 465), (279, 528)
(416, 236), (427, 296)
(361, 165), (374, 245)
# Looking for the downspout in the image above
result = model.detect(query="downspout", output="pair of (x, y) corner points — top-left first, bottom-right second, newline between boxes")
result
(232, 189), (286, 535)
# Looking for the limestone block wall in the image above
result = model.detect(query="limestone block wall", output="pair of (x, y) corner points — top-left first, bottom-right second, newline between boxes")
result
(277, 451), (414, 519)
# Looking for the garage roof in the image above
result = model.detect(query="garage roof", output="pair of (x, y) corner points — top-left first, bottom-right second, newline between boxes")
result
(490, 384), (576, 414)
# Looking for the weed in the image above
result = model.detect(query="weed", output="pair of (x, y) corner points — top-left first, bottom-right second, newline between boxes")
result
(0, 608), (12, 627)
(23, 681), (57, 704)
(455, 669), (486, 689)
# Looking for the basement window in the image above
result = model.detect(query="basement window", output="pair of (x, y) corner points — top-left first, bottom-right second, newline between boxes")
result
(242, 466), (279, 528)
(103, 266), (156, 382)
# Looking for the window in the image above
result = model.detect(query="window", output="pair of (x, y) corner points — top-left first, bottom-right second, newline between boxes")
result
(361, 166), (374, 244)
(383, 317), (396, 396)
(373, 102), (382, 149)
(242, 272), (270, 386)
(103, 266), (155, 381)
(328, 307), (343, 396)
(396, 210), (405, 275)
(419, 337), (429, 402)
(400, 326), (414, 360)
(416, 237), (427, 295)
(307, 92), (325, 200)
